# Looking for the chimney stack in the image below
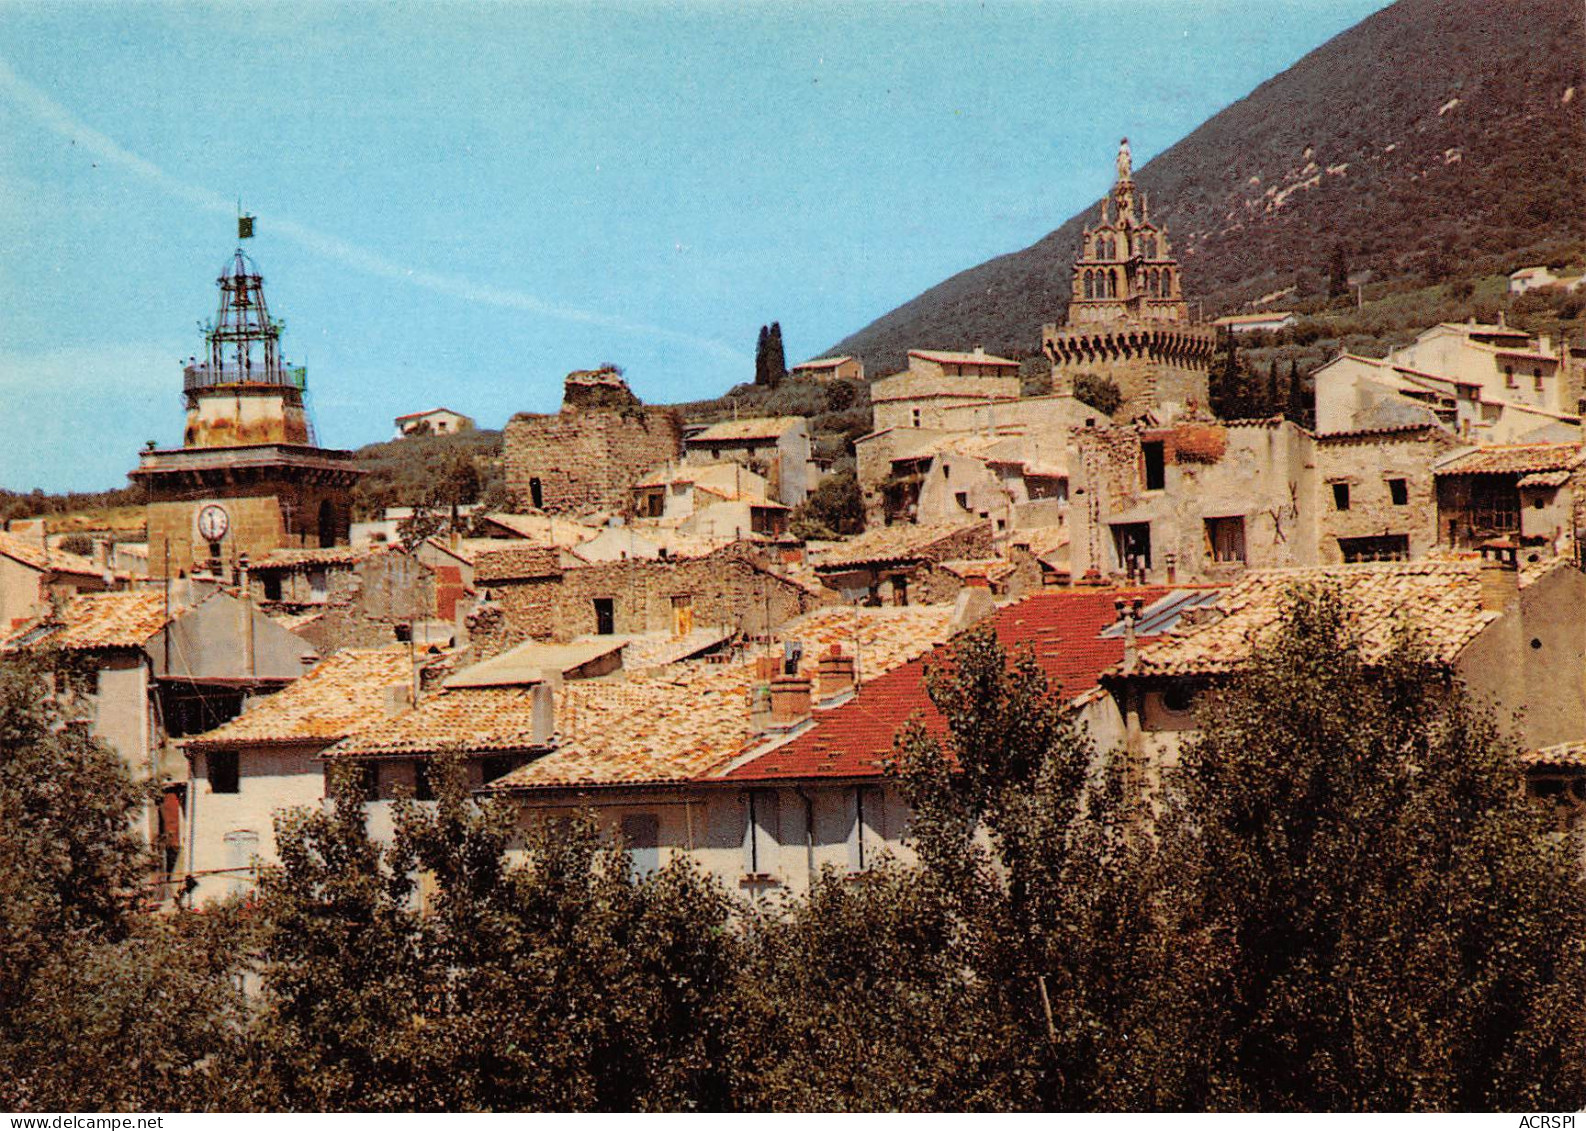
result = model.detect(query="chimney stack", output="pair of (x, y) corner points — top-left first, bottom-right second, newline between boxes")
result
(769, 674), (813, 728)
(1117, 596), (1145, 672)
(1479, 542), (1519, 613)
(951, 570), (997, 631)
(383, 680), (413, 718)
(817, 644), (856, 703)
(530, 681), (556, 745)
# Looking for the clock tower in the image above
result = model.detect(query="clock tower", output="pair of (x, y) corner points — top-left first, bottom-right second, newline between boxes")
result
(130, 221), (363, 577)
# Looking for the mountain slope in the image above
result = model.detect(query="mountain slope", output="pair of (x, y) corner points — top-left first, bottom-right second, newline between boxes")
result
(826, 0), (1585, 375)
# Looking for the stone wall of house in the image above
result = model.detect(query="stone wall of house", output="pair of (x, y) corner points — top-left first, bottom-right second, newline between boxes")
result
(855, 428), (945, 528)
(1314, 427), (1458, 563)
(870, 374), (1019, 432)
(1069, 420), (1319, 582)
(470, 545), (832, 657)
(503, 381), (683, 516)
(252, 553), (439, 653)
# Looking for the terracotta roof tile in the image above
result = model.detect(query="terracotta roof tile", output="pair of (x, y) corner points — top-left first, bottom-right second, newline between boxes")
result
(326, 686), (553, 758)
(4, 592), (168, 652)
(908, 348), (1019, 368)
(1127, 561), (1508, 677)
(1523, 741), (1586, 768)
(688, 416), (805, 443)
(715, 587), (1168, 783)
(0, 531), (103, 577)
(184, 648), (414, 749)
(474, 545), (566, 583)
(1435, 443), (1581, 477)
(479, 513), (602, 547)
(488, 604), (957, 791)
(814, 521), (988, 571)
(252, 545), (374, 570)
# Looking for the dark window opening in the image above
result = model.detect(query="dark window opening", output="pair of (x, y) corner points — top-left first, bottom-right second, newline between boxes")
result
(1339, 534), (1410, 563)
(262, 574), (282, 601)
(1112, 522), (1152, 573)
(413, 760), (434, 802)
(1161, 685), (1196, 714)
(1388, 479), (1408, 506)
(529, 477), (544, 510)
(209, 750), (239, 794)
(593, 597), (615, 635)
(208, 541), (222, 560)
(1142, 442), (1166, 491)
(475, 755), (513, 780)
(360, 761), (380, 800)
(162, 687), (246, 738)
(954, 491), (969, 510)
(317, 499), (336, 549)
(1204, 516), (1247, 564)
(1332, 482), (1351, 511)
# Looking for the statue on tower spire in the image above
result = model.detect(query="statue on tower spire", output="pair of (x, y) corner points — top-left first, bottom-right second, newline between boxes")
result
(1116, 137), (1132, 182)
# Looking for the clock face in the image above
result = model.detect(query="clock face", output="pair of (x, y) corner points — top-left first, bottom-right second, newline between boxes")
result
(196, 504), (230, 543)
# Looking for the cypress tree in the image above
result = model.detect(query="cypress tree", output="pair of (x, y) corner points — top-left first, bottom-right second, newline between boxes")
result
(1328, 244), (1349, 299)
(754, 324), (770, 386)
(1285, 359), (1308, 427)
(766, 322), (787, 387)
(1266, 360), (1281, 417)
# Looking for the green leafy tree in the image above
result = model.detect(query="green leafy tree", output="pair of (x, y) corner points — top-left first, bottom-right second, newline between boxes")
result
(1158, 585), (1586, 1110)
(790, 469), (864, 539)
(730, 865), (1018, 1111)
(1072, 372), (1123, 416)
(883, 626), (1211, 1109)
(0, 655), (147, 1005)
(253, 759), (737, 1111)
(0, 654), (251, 1111)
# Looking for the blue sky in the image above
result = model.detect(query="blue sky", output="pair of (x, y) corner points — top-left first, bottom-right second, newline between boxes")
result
(0, 0), (1390, 492)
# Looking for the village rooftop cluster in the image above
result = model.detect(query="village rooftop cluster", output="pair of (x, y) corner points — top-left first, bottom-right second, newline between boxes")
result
(6, 140), (1586, 901)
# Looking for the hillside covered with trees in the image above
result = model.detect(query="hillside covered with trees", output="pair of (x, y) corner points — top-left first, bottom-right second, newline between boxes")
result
(824, 0), (1585, 375)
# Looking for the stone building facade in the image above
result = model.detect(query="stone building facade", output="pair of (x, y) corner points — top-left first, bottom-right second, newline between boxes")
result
(1042, 140), (1214, 423)
(1313, 424), (1462, 564)
(1067, 419), (1319, 583)
(869, 349), (1021, 433)
(469, 542), (831, 656)
(503, 368), (684, 515)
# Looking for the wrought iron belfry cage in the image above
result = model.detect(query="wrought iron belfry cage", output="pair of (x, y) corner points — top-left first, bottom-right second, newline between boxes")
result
(184, 248), (300, 392)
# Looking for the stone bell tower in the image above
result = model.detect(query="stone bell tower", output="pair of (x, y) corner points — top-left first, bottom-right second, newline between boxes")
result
(1042, 139), (1215, 422)
(130, 220), (363, 577)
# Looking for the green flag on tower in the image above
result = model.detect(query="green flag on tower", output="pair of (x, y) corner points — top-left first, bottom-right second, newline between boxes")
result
(238, 215), (255, 240)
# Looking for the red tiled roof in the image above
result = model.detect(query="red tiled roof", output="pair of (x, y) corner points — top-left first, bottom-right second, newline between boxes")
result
(714, 586), (1166, 783)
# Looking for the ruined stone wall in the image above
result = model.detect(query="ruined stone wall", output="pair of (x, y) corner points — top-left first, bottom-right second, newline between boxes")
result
(503, 406), (682, 515)
(1314, 428), (1458, 563)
